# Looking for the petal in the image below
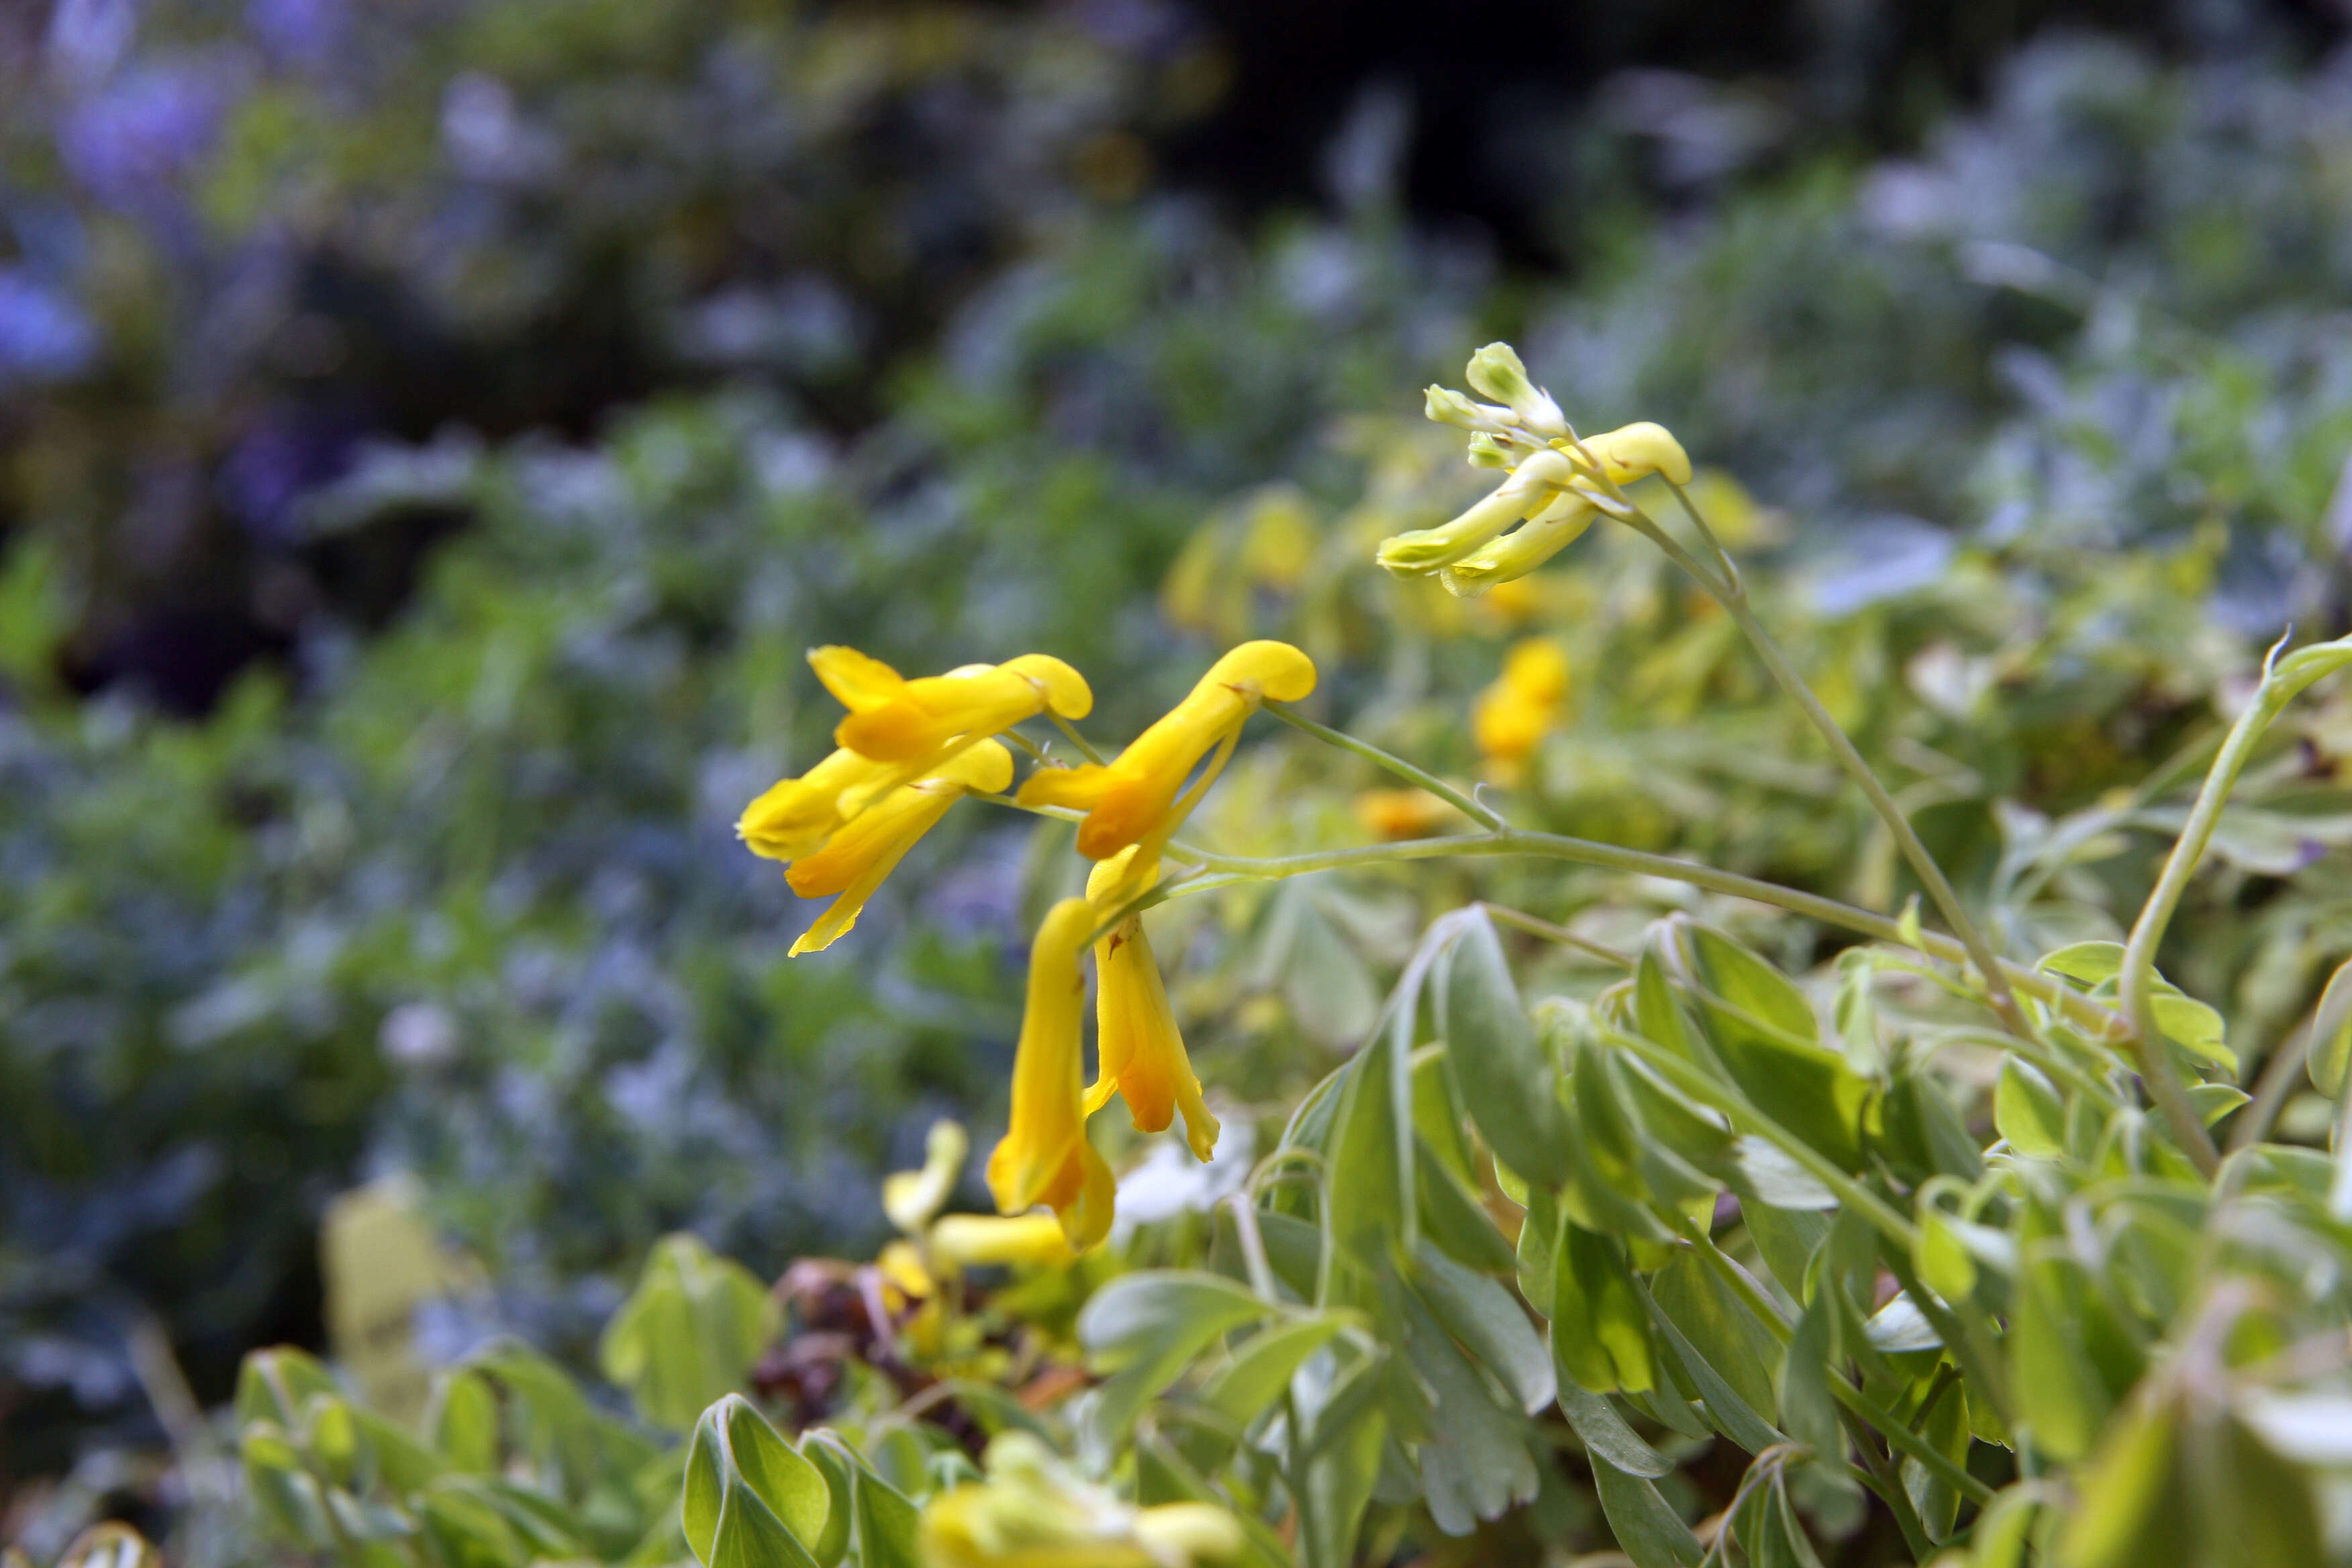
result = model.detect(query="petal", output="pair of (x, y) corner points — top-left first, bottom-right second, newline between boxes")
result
(807, 645), (905, 712)
(999, 653), (1093, 719)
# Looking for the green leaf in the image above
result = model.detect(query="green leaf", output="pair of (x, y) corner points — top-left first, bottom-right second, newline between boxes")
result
(1776, 1292), (1843, 1467)
(2041, 942), (2125, 985)
(426, 1370), (501, 1475)
(1299, 1382), (1385, 1568)
(600, 1235), (781, 1433)
(850, 1470), (922, 1568)
(1647, 1253), (1779, 1436)
(1556, 1380), (1672, 1478)
(793, 1434), (856, 1567)
(1663, 922), (1869, 1171)
(1199, 1315), (1355, 1430)
(1414, 1134), (1518, 1275)
(1591, 1457), (1704, 1568)
(1413, 1242), (1555, 1415)
(681, 1396), (824, 1568)
(1402, 1290), (1540, 1535)
(1441, 908), (1569, 1186)
(1995, 1056), (2067, 1159)
(2055, 1393), (2185, 1568)
(2306, 957), (2352, 1098)
(1551, 1220), (1655, 1395)
(1900, 1375), (1970, 1543)
(2008, 1251), (2109, 1463)
(236, 1348), (338, 1430)
(1075, 1271), (1275, 1465)
(1322, 945), (1429, 1289)
(1643, 1278), (1783, 1455)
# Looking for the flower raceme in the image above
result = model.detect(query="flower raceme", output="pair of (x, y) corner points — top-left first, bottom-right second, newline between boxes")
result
(1016, 640), (1316, 870)
(1474, 636), (1571, 777)
(986, 898), (1117, 1250)
(1381, 342), (1691, 598)
(812, 646), (1092, 765)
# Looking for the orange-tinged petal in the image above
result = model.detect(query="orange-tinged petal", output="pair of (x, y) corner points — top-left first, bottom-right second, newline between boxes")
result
(986, 899), (1116, 1248)
(783, 742), (1011, 955)
(1083, 854), (1217, 1161)
(737, 746), (899, 862)
(1018, 642), (1314, 862)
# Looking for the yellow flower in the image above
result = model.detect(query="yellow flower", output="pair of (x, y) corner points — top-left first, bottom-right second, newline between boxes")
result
(1473, 637), (1571, 774)
(883, 1119), (971, 1235)
(1081, 852), (1218, 1161)
(814, 646), (1092, 766)
(781, 742), (1013, 956)
(1354, 787), (1461, 840)
(986, 899), (1116, 1251)
(929, 1213), (1075, 1270)
(1016, 641), (1316, 867)
(922, 1434), (1244, 1568)
(1375, 404), (1692, 585)
(736, 745), (903, 863)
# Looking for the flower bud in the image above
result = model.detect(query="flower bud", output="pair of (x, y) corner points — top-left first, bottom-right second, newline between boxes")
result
(1465, 342), (1566, 436)
(1375, 449), (1576, 576)
(1438, 495), (1598, 597)
(1424, 385), (1491, 429)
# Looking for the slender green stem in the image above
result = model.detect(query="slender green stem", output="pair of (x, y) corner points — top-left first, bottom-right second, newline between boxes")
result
(1628, 503), (2026, 1036)
(2228, 1023), (2313, 1155)
(1048, 712), (1107, 765)
(1881, 1246), (2012, 1431)
(1000, 727), (1055, 766)
(1264, 699), (1507, 830)
(1479, 901), (1632, 967)
(1841, 1406), (1937, 1561)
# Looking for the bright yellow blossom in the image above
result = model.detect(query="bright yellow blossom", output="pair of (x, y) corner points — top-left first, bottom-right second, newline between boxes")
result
(1016, 641), (1316, 869)
(1473, 637), (1571, 778)
(1082, 851), (1218, 1161)
(782, 742), (1013, 955)
(987, 899), (1116, 1250)
(1354, 787), (1460, 840)
(929, 1213), (1075, 1270)
(736, 745), (903, 863)
(921, 1434), (1244, 1568)
(814, 646), (1091, 764)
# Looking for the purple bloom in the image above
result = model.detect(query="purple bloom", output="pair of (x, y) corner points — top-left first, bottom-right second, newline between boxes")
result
(58, 62), (226, 211)
(0, 271), (99, 385)
(220, 407), (360, 543)
(246, 0), (347, 72)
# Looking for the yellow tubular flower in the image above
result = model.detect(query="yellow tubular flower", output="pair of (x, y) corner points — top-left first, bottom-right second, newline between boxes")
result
(987, 899), (1116, 1250)
(1572, 420), (1692, 487)
(736, 746), (901, 863)
(1438, 493), (1598, 597)
(1473, 638), (1571, 772)
(1355, 787), (1459, 840)
(928, 1214), (1075, 1270)
(921, 1435), (1243, 1568)
(783, 742), (1012, 956)
(1082, 852), (1218, 1161)
(814, 646), (1091, 765)
(1374, 449), (1578, 576)
(1015, 641), (1316, 862)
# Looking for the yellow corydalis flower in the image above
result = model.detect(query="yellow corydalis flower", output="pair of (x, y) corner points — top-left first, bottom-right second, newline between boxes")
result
(987, 898), (1116, 1251)
(814, 646), (1092, 765)
(783, 741), (1012, 955)
(737, 745), (903, 863)
(1474, 637), (1570, 774)
(1083, 851), (1218, 1161)
(1016, 640), (1316, 867)
(922, 1434), (1244, 1568)
(1355, 787), (1460, 840)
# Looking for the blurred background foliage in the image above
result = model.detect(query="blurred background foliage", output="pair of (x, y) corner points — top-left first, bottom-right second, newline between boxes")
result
(6, 0), (2352, 1556)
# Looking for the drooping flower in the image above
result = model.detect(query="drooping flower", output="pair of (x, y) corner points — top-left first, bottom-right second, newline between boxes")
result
(1082, 851), (1217, 1161)
(1473, 637), (1571, 778)
(781, 741), (1013, 955)
(1016, 641), (1315, 881)
(987, 899), (1116, 1250)
(921, 1433), (1244, 1568)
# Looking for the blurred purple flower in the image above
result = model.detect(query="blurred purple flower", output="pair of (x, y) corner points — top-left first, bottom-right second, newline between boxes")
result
(0, 270), (99, 384)
(45, 0), (137, 87)
(246, 0), (348, 71)
(220, 407), (360, 544)
(58, 62), (227, 211)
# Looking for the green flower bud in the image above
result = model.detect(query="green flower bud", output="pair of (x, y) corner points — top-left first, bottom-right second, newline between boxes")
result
(1465, 342), (1566, 436)
(1424, 385), (1489, 429)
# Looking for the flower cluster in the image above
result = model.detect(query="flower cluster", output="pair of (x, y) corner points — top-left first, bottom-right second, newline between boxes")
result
(740, 640), (1316, 1249)
(1377, 343), (1691, 597)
